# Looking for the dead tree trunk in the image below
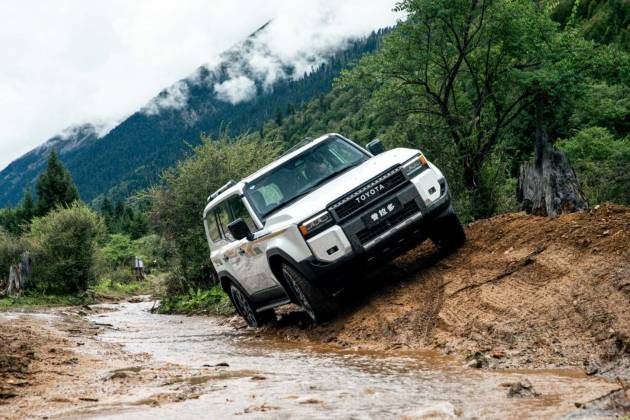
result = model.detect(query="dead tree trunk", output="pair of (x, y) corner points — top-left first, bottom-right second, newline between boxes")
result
(5, 265), (23, 296)
(2, 252), (31, 297)
(517, 101), (588, 217)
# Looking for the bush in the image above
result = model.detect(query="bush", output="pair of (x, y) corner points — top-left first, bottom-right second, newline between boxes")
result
(149, 134), (281, 293)
(28, 203), (106, 294)
(157, 285), (233, 315)
(101, 234), (135, 268)
(558, 127), (630, 205)
(133, 234), (175, 271)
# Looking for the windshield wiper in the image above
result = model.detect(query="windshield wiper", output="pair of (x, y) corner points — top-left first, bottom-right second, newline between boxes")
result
(262, 160), (365, 218)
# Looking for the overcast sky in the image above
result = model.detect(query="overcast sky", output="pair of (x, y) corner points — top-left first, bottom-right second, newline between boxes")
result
(0, 1), (400, 171)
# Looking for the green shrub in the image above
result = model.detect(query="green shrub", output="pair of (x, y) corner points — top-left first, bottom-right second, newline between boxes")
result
(149, 134), (281, 293)
(132, 234), (175, 271)
(157, 285), (233, 315)
(101, 234), (135, 268)
(28, 203), (106, 294)
(558, 127), (630, 205)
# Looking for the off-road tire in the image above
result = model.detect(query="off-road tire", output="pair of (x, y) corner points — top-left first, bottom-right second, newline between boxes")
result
(229, 284), (275, 328)
(281, 263), (337, 323)
(429, 210), (466, 253)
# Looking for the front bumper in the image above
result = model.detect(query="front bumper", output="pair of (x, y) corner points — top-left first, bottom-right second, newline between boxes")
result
(298, 180), (452, 291)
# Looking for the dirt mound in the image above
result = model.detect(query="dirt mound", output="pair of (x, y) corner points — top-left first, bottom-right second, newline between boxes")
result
(271, 204), (630, 377)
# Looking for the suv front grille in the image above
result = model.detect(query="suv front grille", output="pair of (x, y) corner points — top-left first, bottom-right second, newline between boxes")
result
(356, 201), (419, 244)
(330, 168), (407, 220)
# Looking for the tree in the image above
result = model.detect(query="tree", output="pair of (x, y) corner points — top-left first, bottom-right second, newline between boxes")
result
(18, 188), (35, 225)
(149, 134), (281, 292)
(353, 0), (556, 193)
(35, 149), (80, 216)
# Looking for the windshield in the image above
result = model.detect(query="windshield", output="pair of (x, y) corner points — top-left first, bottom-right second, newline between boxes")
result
(245, 137), (369, 219)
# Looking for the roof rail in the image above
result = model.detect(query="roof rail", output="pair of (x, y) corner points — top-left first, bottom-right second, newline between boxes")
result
(208, 180), (237, 202)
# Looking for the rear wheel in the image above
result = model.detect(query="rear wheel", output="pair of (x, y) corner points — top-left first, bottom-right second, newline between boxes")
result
(229, 284), (275, 328)
(429, 210), (466, 252)
(281, 263), (337, 323)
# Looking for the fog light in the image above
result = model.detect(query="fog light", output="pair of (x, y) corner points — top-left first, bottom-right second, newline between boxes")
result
(326, 246), (339, 255)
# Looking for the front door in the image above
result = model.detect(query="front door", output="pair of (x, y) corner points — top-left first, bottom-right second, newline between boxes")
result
(221, 195), (275, 294)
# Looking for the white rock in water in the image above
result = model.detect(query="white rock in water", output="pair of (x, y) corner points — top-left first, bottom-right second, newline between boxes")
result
(406, 401), (459, 418)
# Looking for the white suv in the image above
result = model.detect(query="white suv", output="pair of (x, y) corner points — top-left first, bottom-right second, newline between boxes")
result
(203, 133), (464, 327)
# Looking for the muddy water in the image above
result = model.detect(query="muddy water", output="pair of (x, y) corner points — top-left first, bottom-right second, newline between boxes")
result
(80, 301), (618, 419)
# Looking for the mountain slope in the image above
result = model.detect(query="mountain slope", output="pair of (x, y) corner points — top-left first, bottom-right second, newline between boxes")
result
(0, 26), (388, 207)
(0, 124), (104, 206)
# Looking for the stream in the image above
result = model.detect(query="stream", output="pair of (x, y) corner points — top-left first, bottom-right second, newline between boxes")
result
(79, 300), (616, 419)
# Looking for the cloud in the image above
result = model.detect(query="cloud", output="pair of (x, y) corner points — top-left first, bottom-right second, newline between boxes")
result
(142, 80), (191, 115)
(214, 76), (257, 105)
(0, 0), (400, 170)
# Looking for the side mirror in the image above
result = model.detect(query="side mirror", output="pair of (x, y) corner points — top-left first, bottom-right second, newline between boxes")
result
(227, 218), (253, 241)
(366, 139), (385, 155)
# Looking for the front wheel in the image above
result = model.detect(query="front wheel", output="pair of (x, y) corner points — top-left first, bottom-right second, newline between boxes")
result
(229, 284), (275, 328)
(429, 210), (466, 253)
(281, 263), (337, 323)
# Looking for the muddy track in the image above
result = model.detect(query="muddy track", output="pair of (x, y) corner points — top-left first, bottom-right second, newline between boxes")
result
(266, 204), (630, 379)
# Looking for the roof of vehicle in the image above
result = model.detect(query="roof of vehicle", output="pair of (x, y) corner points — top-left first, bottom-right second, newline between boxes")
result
(203, 133), (344, 216)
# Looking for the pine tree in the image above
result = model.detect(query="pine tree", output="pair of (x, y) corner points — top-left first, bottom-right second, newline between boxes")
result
(35, 149), (80, 216)
(19, 188), (35, 224)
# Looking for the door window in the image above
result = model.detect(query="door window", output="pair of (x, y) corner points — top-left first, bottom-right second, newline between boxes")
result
(206, 212), (221, 243)
(214, 201), (233, 241)
(226, 196), (256, 233)
(207, 196), (257, 245)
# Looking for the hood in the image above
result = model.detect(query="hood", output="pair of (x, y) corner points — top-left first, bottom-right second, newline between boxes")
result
(265, 147), (419, 225)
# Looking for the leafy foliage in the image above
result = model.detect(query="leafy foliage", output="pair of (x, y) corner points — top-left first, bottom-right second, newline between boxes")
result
(149, 135), (281, 292)
(27, 203), (106, 294)
(157, 285), (233, 315)
(98, 199), (149, 239)
(558, 127), (630, 204)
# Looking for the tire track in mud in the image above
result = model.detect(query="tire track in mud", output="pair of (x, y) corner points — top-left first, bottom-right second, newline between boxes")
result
(266, 205), (630, 379)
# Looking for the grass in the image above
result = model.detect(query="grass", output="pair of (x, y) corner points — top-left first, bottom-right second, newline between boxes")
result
(156, 285), (234, 316)
(0, 292), (94, 308)
(0, 274), (160, 309)
(89, 277), (154, 300)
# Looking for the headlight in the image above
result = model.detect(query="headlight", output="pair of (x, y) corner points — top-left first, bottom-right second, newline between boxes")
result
(299, 211), (332, 236)
(402, 153), (429, 177)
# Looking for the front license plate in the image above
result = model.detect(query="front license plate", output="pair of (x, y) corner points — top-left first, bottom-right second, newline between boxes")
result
(362, 198), (401, 228)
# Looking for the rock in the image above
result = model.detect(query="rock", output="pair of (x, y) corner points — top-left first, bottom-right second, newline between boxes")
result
(466, 352), (489, 369)
(106, 371), (130, 380)
(0, 392), (17, 400)
(251, 375), (267, 380)
(202, 362), (229, 367)
(504, 380), (541, 398)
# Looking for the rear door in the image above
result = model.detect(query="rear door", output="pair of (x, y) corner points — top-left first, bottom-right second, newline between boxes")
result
(206, 201), (242, 285)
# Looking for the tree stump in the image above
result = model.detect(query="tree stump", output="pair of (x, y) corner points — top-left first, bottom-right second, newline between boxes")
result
(517, 140), (588, 217)
(5, 265), (22, 296)
(2, 252), (31, 297)
(517, 101), (588, 218)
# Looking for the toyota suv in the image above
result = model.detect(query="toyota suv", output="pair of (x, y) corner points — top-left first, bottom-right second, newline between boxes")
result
(203, 133), (465, 327)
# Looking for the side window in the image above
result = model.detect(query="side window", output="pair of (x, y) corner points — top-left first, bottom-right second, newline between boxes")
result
(206, 212), (221, 243)
(215, 201), (233, 241)
(226, 196), (256, 233)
